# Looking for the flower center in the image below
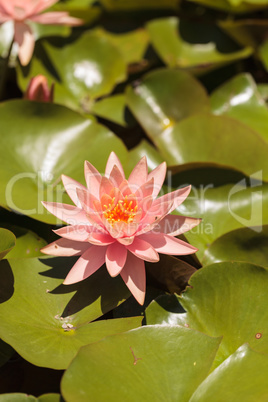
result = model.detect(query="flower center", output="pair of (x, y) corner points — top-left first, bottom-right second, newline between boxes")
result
(103, 196), (138, 225)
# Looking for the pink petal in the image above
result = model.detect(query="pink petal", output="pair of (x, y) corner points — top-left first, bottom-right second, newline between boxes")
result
(63, 246), (107, 285)
(135, 200), (173, 236)
(14, 21), (35, 66)
(28, 0), (59, 15)
(148, 162), (167, 199)
(140, 233), (198, 255)
(76, 188), (99, 212)
(127, 237), (159, 262)
(53, 225), (93, 242)
(105, 152), (125, 179)
(105, 242), (127, 277)
(135, 177), (154, 200)
(41, 238), (89, 256)
(99, 177), (114, 199)
(84, 160), (102, 198)
(120, 252), (146, 305)
(30, 12), (83, 25)
(153, 186), (192, 213)
(108, 165), (124, 188)
(42, 201), (89, 225)
(155, 215), (202, 236)
(87, 232), (115, 246)
(0, 14), (11, 22)
(128, 156), (148, 191)
(61, 174), (87, 208)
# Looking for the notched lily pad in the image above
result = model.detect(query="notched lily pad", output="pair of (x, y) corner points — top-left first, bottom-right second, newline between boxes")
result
(0, 228), (15, 260)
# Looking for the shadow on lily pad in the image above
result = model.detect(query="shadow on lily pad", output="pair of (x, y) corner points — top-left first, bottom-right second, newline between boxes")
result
(0, 260), (14, 303)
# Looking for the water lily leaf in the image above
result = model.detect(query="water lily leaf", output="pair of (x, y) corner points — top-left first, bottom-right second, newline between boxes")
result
(141, 113), (268, 180)
(18, 30), (126, 112)
(187, 0), (266, 13)
(190, 345), (268, 402)
(0, 100), (128, 224)
(51, 0), (101, 24)
(146, 18), (252, 73)
(0, 224), (46, 259)
(203, 226), (268, 267)
(147, 262), (268, 370)
(210, 73), (268, 142)
(0, 395), (37, 402)
(0, 395), (62, 402)
(219, 19), (268, 49)
(94, 28), (149, 65)
(61, 326), (221, 402)
(179, 182), (268, 260)
(100, 0), (179, 10)
(0, 257), (140, 369)
(91, 94), (127, 126)
(44, 31), (126, 109)
(126, 68), (210, 138)
(0, 228), (15, 260)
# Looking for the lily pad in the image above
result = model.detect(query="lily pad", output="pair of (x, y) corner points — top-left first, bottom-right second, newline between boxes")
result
(146, 262), (268, 370)
(0, 257), (141, 369)
(139, 113), (268, 180)
(203, 226), (268, 267)
(179, 182), (268, 260)
(190, 345), (268, 402)
(125, 140), (165, 175)
(0, 228), (15, 260)
(126, 68), (210, 138)
(91, 94), (127, 126)
(187, 0), (266, 13)
(18, 30), (127, 112)
(146, 18), (252, 73)
(0, 394), (62, 402)
(0, 100), (128, 224)
(0, 224), (47, 259)
(210, 73), (268, 142)
(100, 0), (179, 10)
(61, 325), (221, 401)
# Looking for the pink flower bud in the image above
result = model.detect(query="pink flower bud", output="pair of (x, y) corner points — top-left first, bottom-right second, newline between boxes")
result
(24, 75), (54, 102)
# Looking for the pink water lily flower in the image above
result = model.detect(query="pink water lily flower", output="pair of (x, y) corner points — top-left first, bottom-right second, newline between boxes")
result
(0, 0), (83, 66)
(24, 74), (54, 102)
(41, 153), (200, 305)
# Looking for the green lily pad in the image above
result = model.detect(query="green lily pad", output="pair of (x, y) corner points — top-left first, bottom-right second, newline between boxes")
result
(61, 326), (221, 402)
(203, 226), (268, 267)
(0, 257), (141, 369)
(138, 112), (268, 179)
(0, 224), (47, 259)
(94, 28), (149, 65)
(187, 0), (266, 13)
(0, 394), (62, 402)
(146, 262), (268, 370)
(100, 0), (179, 10)
(126, 68), (210, 138)
(210, 73), (268, 142)
(91, 94), (127, 126)
(179, 182), (268, 260)
(51, 0), (101, 24)
(146, 18), (252, 73)
(0, 100), (128, 224)
(190, 345), (268, 402)
(18, 30), (126, 112)
(0, 228), (15, 260)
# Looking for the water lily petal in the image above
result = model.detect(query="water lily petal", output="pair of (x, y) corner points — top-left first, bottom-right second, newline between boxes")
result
(87, 232), (115, 246)
(140, 233), (198, 255)
(84, 160), (102, 198)
(128, 156), (148, 190)
(63, 246), (107, 285)
(30, 11), (82, 25)
(53, 225), (93, 242)
(108, 165), (125, 188)
(135, 178), (154, 200)
(152, 185), (192, 213)
(99, 176), (114, 199)
(148, 162), (167, 199)
(106, 242), (127, 277)
(155, 215), (201, 236)
(120, 252), (146, 305)
(127, 237), (159, 262)
(42, 202), (88, 225)
(105, 151), (125, 179)
(41, 238), (89, 256)
(14, 21), (35, 66)
(61, 174), (87, 208)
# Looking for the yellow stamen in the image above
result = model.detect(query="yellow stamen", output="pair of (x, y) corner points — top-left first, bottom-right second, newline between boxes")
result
(103, 195), (137, 225)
